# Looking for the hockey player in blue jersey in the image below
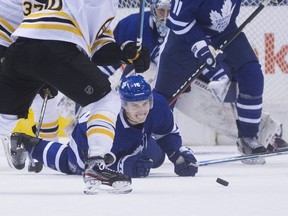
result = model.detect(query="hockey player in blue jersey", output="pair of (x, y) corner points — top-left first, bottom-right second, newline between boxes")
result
(114, 0), (169, 65)
(9, 75), (198, 178)
(102, 0), (170, 79)
(108, 0), (287, 167)
(154, 0), (268, 157)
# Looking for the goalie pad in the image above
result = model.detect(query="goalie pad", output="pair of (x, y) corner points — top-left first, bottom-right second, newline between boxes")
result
(175, 79), (282, 147)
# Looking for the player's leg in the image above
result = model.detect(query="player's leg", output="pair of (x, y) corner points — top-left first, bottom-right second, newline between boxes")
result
(223, 33), (266, 155)
(0, 40), (44, 166)
(31, 39), (130, 192)
(154, 31), (198, 103)
(7, 132), (82, 174)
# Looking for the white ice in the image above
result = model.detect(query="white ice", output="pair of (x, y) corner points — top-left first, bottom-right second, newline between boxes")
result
(1, 145), (288, 216)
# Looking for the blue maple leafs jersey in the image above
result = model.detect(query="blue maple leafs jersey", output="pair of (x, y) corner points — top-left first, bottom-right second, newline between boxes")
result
(71, 92), (182, 164)
(114, 11), (163, 64)
(111, 92), (182, 160)
(168, 0), (241, 45)
(100, 11), (164, 77)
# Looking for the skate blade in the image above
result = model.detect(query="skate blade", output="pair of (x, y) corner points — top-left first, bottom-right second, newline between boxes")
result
(241, 158), (266, 165)
(84, 180), (132, 195)
(1, 137), (14, 168)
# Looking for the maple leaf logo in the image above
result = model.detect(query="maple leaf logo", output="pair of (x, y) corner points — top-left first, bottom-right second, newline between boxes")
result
(209, 0), (236, 32)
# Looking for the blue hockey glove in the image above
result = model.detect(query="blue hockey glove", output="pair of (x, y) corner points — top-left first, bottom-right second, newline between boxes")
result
(170, 146), (198, 177)
(121, 41), (150, 73)
(192, 40), (222, 71)
(38, 84), (58, 99)
(118, 154), (154, 178)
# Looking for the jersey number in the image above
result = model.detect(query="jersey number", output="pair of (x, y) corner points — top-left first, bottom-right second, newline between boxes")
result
(23, 1), (44, 16)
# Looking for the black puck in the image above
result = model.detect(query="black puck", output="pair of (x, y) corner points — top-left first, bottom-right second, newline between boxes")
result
(216, 178), (229, 186)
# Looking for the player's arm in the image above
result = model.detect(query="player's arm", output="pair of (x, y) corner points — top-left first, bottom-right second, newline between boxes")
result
(91, 28), (150, 73)
(152, 95), (198, 176)
(168, 0), (219, 70)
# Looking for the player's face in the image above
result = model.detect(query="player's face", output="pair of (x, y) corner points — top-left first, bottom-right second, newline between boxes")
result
(155, 8), (170, 22)
(124, 100), (150, 125)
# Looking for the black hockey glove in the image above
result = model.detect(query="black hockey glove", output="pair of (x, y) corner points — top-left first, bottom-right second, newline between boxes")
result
(121, 41), (150, 73)
(170, 146), (198, 177)
(38, 84), (58, 100)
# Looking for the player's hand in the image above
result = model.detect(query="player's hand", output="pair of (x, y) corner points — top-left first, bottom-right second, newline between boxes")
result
(38, 84), (58, 100)
(170, 146), (198, 176)
(119, 154), (154, 178)
(192, 40), (222, 71)
(121, 41), (150, 73)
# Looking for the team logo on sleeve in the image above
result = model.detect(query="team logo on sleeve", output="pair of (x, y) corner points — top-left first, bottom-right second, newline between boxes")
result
(209, 0), (236, 33)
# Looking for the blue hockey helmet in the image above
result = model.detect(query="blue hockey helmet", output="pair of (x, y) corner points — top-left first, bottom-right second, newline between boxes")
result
(150, 0), (171, 37)
(119, 75), (152, 102)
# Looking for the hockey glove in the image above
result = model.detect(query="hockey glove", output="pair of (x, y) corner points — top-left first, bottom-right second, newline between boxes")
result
(121, 41), (150, 73)
(192, 40), (223, 71)
(118, 154), (154, 178)
(38, 84), (58, 100)
(170, 146), (198, 177)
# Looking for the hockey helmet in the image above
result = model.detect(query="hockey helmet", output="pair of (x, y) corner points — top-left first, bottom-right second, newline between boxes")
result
(119, 75), (153, 125)
(150, 0), (171, 37)
(119, 75), (153, 109)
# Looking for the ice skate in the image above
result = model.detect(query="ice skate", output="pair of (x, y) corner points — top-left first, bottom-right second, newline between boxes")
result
(208, 75), (231, 103)
(83, 156), (132, 194)
(6, 133), (41, 170)
(1, 136), (14, 168)
(237, 137), (267, 165)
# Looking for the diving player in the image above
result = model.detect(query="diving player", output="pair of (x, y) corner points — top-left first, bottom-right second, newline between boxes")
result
(8, 75), (198, 178)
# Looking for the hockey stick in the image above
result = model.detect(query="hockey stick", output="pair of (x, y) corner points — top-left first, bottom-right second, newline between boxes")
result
(198, 149), (288, 166)
(136, 0), (146, 52)
(168, 0), (273, 105)
(27, 88), (51, 173)
(63, 106), (83, 136)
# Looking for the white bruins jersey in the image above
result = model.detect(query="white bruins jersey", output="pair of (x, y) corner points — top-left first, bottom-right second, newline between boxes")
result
(13, 0), (119, 58)
(0, 0), (46, 47)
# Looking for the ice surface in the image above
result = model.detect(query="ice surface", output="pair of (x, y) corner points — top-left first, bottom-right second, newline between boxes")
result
(1, 145), (288, 216)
